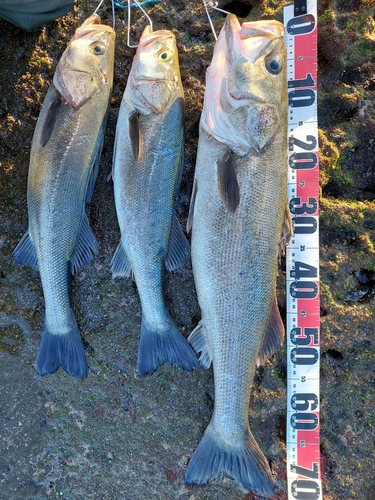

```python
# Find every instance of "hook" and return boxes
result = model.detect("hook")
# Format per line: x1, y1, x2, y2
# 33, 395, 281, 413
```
203, 1, 230, 41
93, 0, 116, 30
126, 0, 154, 48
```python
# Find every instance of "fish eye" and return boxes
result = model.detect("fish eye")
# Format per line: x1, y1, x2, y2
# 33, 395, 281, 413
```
265, 56, 282, 75
159, 50, 173, 62
90, 43, 105, 55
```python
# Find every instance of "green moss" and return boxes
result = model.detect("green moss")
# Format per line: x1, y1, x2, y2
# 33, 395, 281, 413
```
319, 9, 335, 26
358, 36, 375, 61
0, 324, 24, 354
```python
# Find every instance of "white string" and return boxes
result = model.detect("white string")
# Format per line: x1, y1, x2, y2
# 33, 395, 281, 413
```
203, 0, 230, 40
93, 0, 116, 30
93, 0, 105, 14
127, 0, 153, 48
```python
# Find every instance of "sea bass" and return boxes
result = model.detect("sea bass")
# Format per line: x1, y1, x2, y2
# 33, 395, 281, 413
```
111, 27, 198, 376
185, 15, 291, 496
14, 14, 115, 377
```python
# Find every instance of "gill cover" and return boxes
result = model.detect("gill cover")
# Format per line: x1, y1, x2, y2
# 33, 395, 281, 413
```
126, 26, 183, 115
53, 14, 115, 109
201, 14, 286, 155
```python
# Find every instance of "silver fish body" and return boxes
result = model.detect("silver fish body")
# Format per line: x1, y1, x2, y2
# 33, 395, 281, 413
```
14, 14, 115, 377
111, 27, 198, 375
185, 15, 291, 496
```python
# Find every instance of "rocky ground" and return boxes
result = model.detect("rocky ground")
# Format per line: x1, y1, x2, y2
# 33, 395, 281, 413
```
0, 0, 374, 499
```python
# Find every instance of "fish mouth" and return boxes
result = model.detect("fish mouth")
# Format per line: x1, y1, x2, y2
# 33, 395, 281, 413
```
240, 20, 284, 39
226, 13, 284, 39
227, 90, 262, 105
225, 14, 284, 62
139, 26, 175, 46
74, 13, 116, 39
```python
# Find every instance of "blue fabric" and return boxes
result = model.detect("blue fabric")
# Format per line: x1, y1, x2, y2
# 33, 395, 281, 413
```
0, 0, 75, 30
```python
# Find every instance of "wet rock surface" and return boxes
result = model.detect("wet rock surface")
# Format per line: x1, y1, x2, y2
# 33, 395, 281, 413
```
0, 1, 375, 499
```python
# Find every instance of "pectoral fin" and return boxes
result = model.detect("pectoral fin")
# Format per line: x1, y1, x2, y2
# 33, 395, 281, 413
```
40, 89, 62, 147
217, 150, 240, 212
129, 111, 142, 161
256, 295, 285, 366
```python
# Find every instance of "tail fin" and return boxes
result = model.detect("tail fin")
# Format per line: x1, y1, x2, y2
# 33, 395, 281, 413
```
137, 313, 199, 376
185, 423, 274, 497
36, 317, 88, 378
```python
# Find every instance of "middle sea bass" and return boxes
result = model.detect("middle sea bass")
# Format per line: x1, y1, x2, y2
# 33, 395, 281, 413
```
111, 26, 199, 376
185, 14, 292, 497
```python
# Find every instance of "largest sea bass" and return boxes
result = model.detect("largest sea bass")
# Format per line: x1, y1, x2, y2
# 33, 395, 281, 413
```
14, 14, 115, 377
185, 15, 292, 496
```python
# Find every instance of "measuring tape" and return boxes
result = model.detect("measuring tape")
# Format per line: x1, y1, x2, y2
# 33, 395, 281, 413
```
283, 1, 321, 499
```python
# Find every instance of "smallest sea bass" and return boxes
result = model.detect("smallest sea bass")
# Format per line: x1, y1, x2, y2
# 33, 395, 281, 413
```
14, 14, 115, 377
111, 27, 198, 376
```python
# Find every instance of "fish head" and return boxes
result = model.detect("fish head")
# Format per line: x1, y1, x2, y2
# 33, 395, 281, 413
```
202, 14, 287, 154
225, 15, 285, 104
53, 14, 116, 109
127, 27, 183, 114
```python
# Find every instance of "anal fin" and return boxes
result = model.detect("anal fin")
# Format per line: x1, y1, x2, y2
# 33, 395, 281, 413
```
188, 320, 212, 369
256, 294, 285, 366
70, 214, 99, 275
14, 231, 39, 271
111, 241, 132, 278
165, 213, 190, 272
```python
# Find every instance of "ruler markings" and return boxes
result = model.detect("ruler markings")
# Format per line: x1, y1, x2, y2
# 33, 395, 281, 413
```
284, 1, 322, 499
